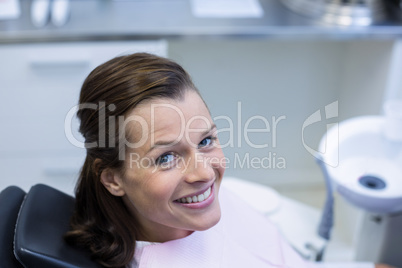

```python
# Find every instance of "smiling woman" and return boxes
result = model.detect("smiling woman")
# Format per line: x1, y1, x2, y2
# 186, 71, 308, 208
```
63, 53, 391, 268
64, 53, 228, 268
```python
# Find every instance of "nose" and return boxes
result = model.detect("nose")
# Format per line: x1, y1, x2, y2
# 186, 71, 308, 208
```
183, 152, 215, 184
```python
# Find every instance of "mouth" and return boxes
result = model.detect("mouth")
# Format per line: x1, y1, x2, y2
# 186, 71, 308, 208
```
175, 185, 213, 204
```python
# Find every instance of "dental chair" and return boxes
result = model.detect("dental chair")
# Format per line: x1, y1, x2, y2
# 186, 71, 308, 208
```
0, 184, 103, 268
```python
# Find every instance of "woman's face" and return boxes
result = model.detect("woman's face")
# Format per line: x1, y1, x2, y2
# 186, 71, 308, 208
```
110, 90, 225, 242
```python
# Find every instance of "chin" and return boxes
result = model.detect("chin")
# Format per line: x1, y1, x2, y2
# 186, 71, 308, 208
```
202, 215, 221, 231
195, 205, 222, 231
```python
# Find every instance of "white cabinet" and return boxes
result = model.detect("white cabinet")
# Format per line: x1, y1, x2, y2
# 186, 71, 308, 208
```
0, 40, 167, 194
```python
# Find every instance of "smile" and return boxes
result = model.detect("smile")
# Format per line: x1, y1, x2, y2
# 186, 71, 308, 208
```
176, 186, 212, 204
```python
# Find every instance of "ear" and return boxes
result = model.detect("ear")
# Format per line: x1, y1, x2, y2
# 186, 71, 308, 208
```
100, 168, 126, 197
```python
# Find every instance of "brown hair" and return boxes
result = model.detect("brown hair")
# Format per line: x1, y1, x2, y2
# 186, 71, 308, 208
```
64, 53, 197, 267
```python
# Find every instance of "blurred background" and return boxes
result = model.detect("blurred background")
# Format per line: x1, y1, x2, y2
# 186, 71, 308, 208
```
1, 0, 402, 266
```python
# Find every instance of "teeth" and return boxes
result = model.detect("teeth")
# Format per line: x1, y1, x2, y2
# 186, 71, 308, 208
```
177, 187, 212, 204
203, 187, 211, 200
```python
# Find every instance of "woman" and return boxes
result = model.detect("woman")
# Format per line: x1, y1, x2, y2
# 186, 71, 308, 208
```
65, 52, 228, 267
65, 53, 394, 268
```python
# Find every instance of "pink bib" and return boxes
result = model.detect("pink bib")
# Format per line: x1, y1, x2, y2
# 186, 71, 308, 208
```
136, 186, 317, 268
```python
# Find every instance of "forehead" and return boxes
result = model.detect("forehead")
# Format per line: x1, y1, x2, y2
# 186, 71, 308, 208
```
125, 91, 212, 144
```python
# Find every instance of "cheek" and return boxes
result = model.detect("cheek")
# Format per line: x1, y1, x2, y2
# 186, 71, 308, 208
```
209, 148, 226, 174
135, 171, 180, 202
124, 179, 175, 217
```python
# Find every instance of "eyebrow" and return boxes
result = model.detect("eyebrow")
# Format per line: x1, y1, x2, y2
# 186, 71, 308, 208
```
147, 123, 217, 154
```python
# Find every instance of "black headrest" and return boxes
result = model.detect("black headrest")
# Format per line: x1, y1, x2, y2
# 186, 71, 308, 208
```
0, 186, 26, 268
14, 184, 103, 268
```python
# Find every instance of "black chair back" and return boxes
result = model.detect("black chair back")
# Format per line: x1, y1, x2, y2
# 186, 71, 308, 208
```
13, 184, 103, 268
0, 186, 26, 268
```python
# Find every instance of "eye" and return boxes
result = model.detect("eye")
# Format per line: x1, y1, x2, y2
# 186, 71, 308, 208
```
198, 136, 216, 149
155, 153, 175, 165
